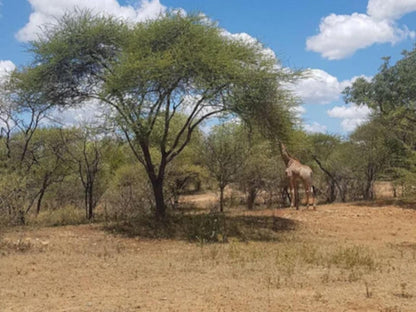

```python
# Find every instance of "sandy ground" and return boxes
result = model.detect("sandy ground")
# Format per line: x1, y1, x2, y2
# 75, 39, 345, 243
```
1, 200, 416, 312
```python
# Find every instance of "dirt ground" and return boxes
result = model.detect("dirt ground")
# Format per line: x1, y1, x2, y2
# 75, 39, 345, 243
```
1, 199, 416, 311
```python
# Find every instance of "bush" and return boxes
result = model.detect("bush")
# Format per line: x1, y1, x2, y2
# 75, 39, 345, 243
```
0, 172, 30, 225
102, 164, 153, 220
104, 210, 297, 243
182, 213, 226, 243
28, 205, 87, 227
400, 172, 416, 198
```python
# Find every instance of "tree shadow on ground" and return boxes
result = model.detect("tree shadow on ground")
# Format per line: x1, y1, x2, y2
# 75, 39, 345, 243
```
351, 199, 416, 210
103, 212, 297, 243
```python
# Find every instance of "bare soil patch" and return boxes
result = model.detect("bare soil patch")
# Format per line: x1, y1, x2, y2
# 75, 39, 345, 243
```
1, 200, 416, 311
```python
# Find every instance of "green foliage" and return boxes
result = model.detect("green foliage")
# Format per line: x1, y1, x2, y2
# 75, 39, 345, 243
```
344, 53, 416, 118
204, 123, 247, 184
24, 10, 127, 105
344, 48, 416, 196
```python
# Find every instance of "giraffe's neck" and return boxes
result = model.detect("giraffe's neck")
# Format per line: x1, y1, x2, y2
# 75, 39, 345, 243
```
282, 153, 292, 167
279, 143, 292, 167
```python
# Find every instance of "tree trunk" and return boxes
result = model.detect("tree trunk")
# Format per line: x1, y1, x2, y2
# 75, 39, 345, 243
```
36, 189, 46, 215
18, 210, 25, 225
88, 184, 94, 219
152, 178, 166, 219
327, 181, 336, 203
313, 156, 344, 202
364, 180, 374, 200
364, 167, 375, 200
140, 141, 166, 220
219, 185, 225, 212
339, 185, 347, 202
84, 189, 88, 219
247, 187, 257, 210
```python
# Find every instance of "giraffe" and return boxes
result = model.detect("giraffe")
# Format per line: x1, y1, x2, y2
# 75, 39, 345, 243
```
279, 142, 316, 210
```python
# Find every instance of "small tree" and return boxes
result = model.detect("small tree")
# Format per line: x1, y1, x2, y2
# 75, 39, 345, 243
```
350, 121, 397, 200
236, 128, 277, 209
310, 133, 344, 203
61, 128, 107, 219
204, 123, 247, 212
25, 128, 70, 215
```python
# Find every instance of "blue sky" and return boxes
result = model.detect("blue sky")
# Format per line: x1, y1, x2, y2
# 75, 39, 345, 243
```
1, 0, 416, 136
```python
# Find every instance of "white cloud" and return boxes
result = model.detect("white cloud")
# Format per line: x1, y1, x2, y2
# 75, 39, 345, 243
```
221, 30, 277, 61
290, 105, 306, 118
307, 0, 416, 60
45, 100, 109, 127
367, 0, 416, 20
303, 122, 327, 134
287, 70, 374, 133
327, 104, 372, 132
289, 69, 371, 105
0, 60, 16, 80
0, 61, 16, 129
291, 69, 346, 104
16, 0, 166, 42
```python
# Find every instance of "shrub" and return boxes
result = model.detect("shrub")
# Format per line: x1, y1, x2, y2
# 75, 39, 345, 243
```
102, 164, 153, 220
28, 205, 86, 227
329, 245, 376, 271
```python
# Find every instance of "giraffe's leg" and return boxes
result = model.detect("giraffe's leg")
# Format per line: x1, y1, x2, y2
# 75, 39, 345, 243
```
304, 181, 310, 209
289, 180, 295, 208
295, 184, 299, 210
311, 185, 316, 210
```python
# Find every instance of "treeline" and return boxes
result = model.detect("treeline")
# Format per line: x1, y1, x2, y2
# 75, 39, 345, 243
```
0, 11, 415, 226
0, 114, 414, 226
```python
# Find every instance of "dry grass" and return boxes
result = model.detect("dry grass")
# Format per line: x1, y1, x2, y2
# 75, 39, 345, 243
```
1, 200, 416, 311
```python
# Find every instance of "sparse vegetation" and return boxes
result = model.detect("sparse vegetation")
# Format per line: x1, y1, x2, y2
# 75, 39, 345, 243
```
2, 202, 416, 311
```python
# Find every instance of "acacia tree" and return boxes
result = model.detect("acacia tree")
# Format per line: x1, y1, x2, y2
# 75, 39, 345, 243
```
14, 11, 297, 219
344, 49, 416, 194
344, 51, 416, 154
